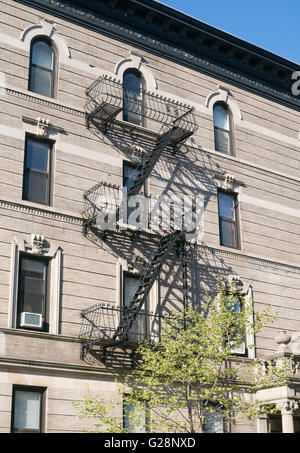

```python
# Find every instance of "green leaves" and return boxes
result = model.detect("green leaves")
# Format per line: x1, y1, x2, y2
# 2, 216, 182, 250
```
74, 282, 290, 433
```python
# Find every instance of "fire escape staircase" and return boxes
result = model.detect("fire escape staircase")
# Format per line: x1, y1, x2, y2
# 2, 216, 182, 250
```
80, 75, 198, 360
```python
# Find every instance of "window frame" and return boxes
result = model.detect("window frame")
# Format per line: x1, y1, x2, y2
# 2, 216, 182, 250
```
28, 36, 57, 99
16, 253, 50, 332
22, 134, 53, 206
225, 291, 247, 357
217, 190, 240, 250
213, 102, 235, 156
123, 398, 148, 433
11, 385, 46, 433
122, 271, 150, 343
122, 68, 145, 127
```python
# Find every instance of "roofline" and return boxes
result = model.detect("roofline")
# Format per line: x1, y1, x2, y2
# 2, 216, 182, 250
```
13, 0, 300, 111
136, 0, 299, 68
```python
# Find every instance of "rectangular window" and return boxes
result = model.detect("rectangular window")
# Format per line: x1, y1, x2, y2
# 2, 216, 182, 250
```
123, 401, 147, 433
17, 255, 49, 331
11, 386, 45, 433
123, 272, 146, 342
218, 191, 239, 249
204, 407, 224, 433
123, 161, 143, 192
23, 136, 52, 205
226, 295, 246, 355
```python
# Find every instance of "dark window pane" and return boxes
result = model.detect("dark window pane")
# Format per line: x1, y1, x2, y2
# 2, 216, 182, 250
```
26, 139, 49, 172
23, 138, 50, 204
13, 390, 41, 431
204, 409, 224, 433
18, 257, 47, 320
123, 70, 143, 125
31, 41, 54, 70
124, 274, 140, 308
24, 171, 48, 204
269, 416, 282, 433
294, 418, 300, 433
123, 402, 146, 433
218, 192, 235, 220
220, 219, 236, 248
29, 66, 53, 98
214, 127, 231, 154
213, 105, 230, 131
123, 163, 140, 190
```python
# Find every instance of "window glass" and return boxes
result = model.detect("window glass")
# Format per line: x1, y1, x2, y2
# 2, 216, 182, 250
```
23, 137, 51, 205
18, 256, 47, 325
124, 274, 140, 308
213, 104, 233, 155
123, 402, 146, 433
31, 41, 54, 70
29, 39, 55, 97
218, 192, 238, 249
123, 162, 141, 190
13, 389, 41, 431
218, 192, 235, 219
25, 139, 50, 172
213, 104, 230, 131
123, 70, 143, 125
204, 408, 224, 433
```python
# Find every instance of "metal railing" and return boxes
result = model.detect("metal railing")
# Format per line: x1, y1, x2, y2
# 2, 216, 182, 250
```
85, 76, 198, 139
82, 181, 189, 234
79, 303, 171, 349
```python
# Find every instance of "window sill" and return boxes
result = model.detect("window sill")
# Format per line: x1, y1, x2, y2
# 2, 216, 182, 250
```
1, 327, 81, 343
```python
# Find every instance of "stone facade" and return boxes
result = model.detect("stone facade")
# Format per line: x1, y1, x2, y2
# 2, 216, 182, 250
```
0, 0, 300, 433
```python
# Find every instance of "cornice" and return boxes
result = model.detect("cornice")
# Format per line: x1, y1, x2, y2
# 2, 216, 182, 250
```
0, 199, 82, 225
195, 146, 300, 187
13, 0, 300, 111
199, 245, 300, 275
1, 199, 299, 275
0, 355, 126, 376
5, 86, 85, 117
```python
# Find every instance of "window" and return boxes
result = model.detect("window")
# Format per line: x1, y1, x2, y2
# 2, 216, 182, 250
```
268, 414, 300, 433
11, 386, 45, 433
123, 272, 147, 342
17, 255, 49, 332
213, 103, 234, 155
268, 415, 282, 433
123, 69, 144, 126
226, 294, 246, 355
218, 191, 239, 249
29, 38, 56, 98
123, 401, 147, 433
123, 161, 142, 191
23, 136, 52, 205
204, 408, 224, 433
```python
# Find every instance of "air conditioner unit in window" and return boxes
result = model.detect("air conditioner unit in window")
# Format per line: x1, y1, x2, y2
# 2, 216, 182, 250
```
230, 341, 246, 355
20, 312, 43, 329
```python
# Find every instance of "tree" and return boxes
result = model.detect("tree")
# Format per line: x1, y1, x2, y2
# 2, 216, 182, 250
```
74, 282, 292, 433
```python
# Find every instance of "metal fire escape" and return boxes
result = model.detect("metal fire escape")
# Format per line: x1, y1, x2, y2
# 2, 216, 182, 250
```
80, 75, 198, 361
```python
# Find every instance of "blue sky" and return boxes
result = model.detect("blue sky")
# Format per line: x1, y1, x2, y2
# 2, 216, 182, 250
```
157, 0, 300, 64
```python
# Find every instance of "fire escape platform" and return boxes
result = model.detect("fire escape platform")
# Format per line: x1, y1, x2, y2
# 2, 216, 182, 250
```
85, 75, 197, 145
80, 75, 198, 363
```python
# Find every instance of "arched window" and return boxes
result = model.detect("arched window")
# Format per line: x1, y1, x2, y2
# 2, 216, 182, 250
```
123, 69, 144, 126
28, 38, 56, 98
213, 103, 234, 155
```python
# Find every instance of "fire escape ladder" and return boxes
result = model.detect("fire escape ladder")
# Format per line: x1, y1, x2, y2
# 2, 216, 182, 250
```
80, 230, 185, 358
107, 230, 184, 346
127, 126, 180, 199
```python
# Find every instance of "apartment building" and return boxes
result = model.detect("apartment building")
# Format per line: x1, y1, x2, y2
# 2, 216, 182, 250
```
0, 0, 300, 433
